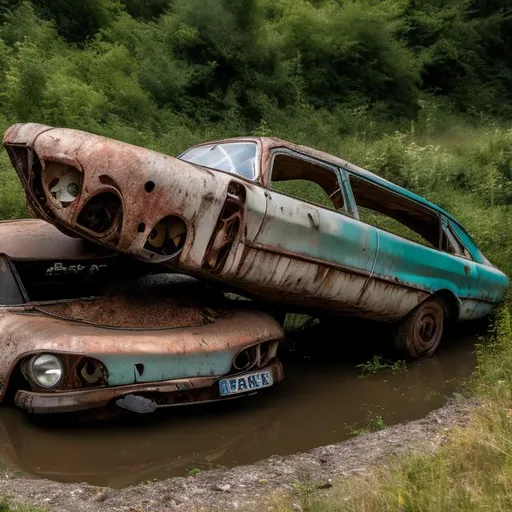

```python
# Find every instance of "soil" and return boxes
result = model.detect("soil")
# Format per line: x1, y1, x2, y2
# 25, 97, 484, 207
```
37, 274, 225, 329
0, 398, 475, 512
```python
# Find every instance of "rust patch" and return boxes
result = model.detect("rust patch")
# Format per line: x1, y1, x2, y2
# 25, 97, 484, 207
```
38, 295, 211, 329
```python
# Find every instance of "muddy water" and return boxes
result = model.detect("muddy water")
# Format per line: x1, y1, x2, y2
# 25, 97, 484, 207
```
0, 323, 481, 489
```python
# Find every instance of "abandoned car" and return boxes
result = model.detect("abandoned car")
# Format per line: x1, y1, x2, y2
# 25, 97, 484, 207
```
3, 123, 509, 359
0, 218, 284, 415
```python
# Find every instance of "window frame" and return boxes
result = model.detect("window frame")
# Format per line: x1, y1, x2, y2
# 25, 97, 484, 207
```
449, 220, 486, 264
0, 254, 28, 306
268, 148, 356, 217
441, 217, 473, 261
343, 171, 445, 251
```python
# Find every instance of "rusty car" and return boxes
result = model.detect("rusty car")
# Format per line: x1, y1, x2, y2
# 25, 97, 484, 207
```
0, 218, 284, 415
3, 123, 509, 359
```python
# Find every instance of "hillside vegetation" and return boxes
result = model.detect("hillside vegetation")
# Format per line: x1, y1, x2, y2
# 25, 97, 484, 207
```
0, 0, 511, 274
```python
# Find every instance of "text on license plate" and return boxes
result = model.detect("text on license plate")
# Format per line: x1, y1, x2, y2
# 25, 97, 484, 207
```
219, 370, 273, 396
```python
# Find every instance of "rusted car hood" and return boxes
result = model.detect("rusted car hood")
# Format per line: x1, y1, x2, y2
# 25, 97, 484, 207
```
0, 306, 280, 355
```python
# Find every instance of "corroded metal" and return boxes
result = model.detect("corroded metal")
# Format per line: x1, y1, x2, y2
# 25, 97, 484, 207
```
0, 218, 112, 260
14, 360, 284, 414
3, 123, 508, 326
0, 219, 284, 413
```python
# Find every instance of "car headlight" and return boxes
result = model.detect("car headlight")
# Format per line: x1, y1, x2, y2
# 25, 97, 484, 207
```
29, 354, 63, 388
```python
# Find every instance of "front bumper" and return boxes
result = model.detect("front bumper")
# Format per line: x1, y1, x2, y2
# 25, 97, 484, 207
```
14, 360, 283, 414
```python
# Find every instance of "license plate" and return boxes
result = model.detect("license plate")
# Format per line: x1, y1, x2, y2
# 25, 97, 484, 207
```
219, 370, 273, 397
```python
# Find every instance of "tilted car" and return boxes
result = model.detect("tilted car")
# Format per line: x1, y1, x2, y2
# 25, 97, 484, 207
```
0, 218, 284, 415
3, 123, 509, 359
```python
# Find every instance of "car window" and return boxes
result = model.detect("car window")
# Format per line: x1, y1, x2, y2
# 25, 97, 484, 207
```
179, 142, 257, 180
0, 257, 24, 306
270, 152, 346, 212
349, 175, 441, 249
12, 259, 111, 303
441, 226, 472, 259
449, 221, 486, 263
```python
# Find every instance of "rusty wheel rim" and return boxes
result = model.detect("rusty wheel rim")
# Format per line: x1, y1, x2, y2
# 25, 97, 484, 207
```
412, 304, 443, 355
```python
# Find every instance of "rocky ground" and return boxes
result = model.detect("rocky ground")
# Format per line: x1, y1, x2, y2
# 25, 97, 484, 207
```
0, 398, 475, 512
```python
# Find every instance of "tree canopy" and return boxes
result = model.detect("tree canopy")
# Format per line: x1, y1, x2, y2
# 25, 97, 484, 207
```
0, 0, 510, 139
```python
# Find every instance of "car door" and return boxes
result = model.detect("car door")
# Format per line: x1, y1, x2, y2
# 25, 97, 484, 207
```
344, 173, 474, 321
252, 149, 378, 307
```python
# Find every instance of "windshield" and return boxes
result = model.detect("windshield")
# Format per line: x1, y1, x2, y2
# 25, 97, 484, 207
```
7, 258, 112, 304
179, 142, 257, 180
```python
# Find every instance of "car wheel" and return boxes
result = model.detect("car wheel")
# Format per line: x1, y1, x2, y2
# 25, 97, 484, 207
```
393, 298, 445, 359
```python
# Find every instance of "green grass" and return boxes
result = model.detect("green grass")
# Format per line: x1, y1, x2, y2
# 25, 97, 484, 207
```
356, 355, 407, 376
344, 410, 388, 438
0, 497, 45, 512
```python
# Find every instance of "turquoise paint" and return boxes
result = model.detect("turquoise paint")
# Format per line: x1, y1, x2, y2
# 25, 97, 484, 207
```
257, 188, 508, 317
373, 228, 471, 296
256, 191, 508, 318
92, 351, 234, 386
257, 192, 377, 277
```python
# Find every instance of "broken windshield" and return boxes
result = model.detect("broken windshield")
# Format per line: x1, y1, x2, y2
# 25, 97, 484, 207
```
179, 142, 257, 180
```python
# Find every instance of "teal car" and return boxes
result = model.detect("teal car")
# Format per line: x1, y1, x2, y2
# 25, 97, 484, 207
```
4, 124, 509, 360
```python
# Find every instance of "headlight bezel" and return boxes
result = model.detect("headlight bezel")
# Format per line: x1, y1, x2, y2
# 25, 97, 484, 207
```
27, 353, 64, 389
20, 353, 108, 391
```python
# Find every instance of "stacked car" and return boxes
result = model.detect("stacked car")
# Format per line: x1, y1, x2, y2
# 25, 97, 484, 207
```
1, 123, 508, 415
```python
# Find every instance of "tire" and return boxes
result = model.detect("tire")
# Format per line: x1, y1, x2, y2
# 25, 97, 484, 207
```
393, 298, 445, 360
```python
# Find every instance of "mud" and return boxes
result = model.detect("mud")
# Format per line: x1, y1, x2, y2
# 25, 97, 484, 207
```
0, 398, 475, 511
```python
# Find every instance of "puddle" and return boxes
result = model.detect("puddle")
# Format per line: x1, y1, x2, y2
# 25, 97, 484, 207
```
0, 321, 483, 488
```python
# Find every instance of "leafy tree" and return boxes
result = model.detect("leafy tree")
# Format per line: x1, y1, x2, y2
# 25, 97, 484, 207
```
122, 0, 170, 19
31, 0, 122, 43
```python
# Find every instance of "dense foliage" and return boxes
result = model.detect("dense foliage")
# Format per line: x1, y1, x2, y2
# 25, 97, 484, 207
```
0, 0, 511, 272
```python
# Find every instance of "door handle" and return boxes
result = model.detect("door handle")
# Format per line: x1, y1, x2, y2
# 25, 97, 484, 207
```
307, 211, 320, 229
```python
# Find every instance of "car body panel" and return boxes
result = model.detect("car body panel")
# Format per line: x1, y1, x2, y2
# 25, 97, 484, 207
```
0, 306, 280, 398
0, 218, 113, 260
3, 124, 508, 324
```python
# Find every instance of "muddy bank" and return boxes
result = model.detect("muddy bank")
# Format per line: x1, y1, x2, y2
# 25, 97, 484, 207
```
0, 398, 475, 512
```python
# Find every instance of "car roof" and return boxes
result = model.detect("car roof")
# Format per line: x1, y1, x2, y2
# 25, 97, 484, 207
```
190, 136, 459, 221
183, 136, 483, 256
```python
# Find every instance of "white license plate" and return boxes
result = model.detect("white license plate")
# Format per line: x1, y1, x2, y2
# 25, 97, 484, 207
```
219, 370, 273, 397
